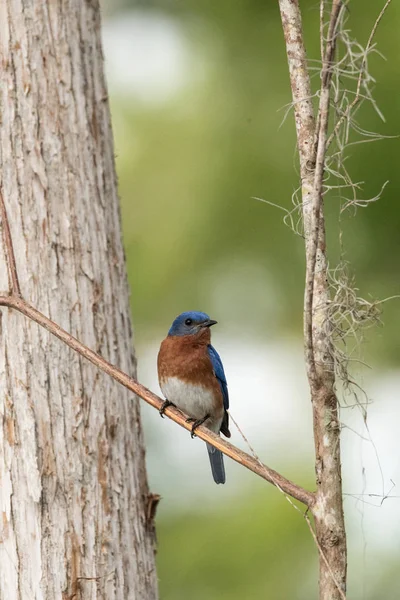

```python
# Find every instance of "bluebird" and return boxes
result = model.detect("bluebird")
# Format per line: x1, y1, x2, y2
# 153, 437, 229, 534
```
157, 311, 231, 484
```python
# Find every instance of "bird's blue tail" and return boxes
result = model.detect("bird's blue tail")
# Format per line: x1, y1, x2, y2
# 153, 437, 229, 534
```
206, 443, 226, 484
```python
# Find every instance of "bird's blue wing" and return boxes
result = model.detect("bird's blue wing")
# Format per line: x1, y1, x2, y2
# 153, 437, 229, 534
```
208, 344, 229, 410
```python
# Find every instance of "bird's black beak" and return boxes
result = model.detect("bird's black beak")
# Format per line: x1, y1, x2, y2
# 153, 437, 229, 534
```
202, 319, 217, 328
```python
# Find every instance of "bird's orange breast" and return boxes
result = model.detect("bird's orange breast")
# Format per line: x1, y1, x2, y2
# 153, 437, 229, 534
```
157, 330, 221, 398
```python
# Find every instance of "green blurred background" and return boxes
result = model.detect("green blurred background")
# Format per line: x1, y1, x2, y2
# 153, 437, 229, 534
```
101, 1, 400, 597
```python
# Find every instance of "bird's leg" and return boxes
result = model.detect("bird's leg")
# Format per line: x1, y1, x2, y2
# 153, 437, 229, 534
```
186, 414, 210, 439
159, 399, 175, 418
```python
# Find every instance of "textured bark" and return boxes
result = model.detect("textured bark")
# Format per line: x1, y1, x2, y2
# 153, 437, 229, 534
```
278, 2, 347, 598
0, 2, 158, 599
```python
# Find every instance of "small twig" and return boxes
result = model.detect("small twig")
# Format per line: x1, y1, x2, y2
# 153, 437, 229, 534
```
320, 0, 325, 63
230, 412, 310, 515
305, 0, 344, 388
0, 188, 21, 297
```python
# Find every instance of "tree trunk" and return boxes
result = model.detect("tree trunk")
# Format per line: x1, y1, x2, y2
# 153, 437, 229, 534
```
0, 2, 158, 599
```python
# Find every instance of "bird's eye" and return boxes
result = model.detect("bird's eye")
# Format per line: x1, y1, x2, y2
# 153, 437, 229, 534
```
185, 318, 193, 326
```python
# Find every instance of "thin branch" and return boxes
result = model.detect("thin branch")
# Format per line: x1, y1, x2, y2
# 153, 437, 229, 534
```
320, 0, 325, 63
305, 0, 344, 389
278, 0, 318, 386
0, 293, 315, 507
0, 188, 21, 297
326, 0, 393, 149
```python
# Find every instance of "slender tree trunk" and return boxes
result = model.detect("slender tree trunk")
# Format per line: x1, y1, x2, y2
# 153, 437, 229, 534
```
278, 2, 347, 598
0, 2, 158, 599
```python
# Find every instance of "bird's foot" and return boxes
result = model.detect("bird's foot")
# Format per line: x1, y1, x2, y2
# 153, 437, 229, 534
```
159, 399, 175, 418
186, 414, 210, 438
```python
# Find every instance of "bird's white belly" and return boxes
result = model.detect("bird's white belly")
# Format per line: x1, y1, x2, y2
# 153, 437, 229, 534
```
160, 376, 219, 427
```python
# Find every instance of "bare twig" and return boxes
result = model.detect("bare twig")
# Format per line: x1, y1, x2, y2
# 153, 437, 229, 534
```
230, 411, 313, 521
0, 188, 21, 297
305, 0, 344, 389
278, 0, 318, 387
320, 1, 325, 63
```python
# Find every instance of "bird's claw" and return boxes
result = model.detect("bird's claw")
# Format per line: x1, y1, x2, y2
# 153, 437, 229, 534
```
186, 415, 210, 438
159, 399, 175, 418
185, 417, 196, 437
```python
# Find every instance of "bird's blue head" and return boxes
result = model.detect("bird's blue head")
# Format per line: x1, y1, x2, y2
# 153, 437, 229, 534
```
168, 311, 217, 337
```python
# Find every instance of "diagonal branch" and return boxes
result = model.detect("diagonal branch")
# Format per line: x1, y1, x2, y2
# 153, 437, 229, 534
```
0, 186, 314, 508
0, 293, 314, 507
